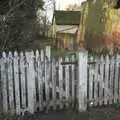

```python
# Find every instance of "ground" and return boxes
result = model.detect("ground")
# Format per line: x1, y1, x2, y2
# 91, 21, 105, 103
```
1, 106, 120, 120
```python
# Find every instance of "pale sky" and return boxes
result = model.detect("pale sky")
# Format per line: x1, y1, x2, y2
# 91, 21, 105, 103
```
44, 0, 86, 21
56, 0, 86, 10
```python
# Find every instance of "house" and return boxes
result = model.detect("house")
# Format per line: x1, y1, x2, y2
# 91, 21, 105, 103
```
52, 10, 81, 51
79, 0, 120, 52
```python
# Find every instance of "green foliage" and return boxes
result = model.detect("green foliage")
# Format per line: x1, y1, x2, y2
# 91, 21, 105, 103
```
81, 0, 118, 51
0, 0, 44, 15
112, 102, 120, 108
51, 47, 74, 58
0, 0, 44, 51
85, 0, 106, 41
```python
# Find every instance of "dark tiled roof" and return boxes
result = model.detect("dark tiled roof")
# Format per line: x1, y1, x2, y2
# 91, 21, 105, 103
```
53, 10, 81, 25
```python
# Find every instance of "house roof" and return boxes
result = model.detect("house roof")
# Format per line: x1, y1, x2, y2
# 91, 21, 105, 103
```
52, 10, 81, 25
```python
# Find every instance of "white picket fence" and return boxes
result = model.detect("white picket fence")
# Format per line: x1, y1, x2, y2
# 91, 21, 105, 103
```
0, 46, 77, 114
87, 54, 120, 106
0, 46, 120, 115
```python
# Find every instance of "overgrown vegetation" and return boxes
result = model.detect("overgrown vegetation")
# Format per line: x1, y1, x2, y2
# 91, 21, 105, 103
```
80, 0, 120, 53
0, 0, 52, 51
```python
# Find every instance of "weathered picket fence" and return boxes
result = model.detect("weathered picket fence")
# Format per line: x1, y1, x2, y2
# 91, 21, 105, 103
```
77, 52, 120, 111
0, 46, 120, 115
0, 46, 77, 115
87, 54, 120, 107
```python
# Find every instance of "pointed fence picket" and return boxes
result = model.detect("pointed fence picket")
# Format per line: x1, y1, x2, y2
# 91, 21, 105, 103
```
19, 52, 26, 110
58, 57, 63, 108
7, 52, 14, 113
99, 55, 104, 105
14, 51, 20, 114
1, 52, 8, 113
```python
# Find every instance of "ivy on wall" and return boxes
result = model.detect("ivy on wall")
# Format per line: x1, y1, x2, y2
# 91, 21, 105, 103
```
80, 0, 120, 51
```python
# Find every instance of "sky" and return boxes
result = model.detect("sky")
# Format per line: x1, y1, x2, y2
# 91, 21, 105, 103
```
56, 0, 86, 10
44, 0, 86, 21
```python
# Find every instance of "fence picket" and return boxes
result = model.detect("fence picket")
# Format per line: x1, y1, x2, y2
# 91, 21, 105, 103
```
109, 55, 115, 104
25, 51, 35, 113
118, 54, 120, 102
94, 56, 99, 106
71, 55, 75, 107
40, 49, 45, 108
7, 52, 14, 113
35, 50, 42, 111
104, 55, 109, 105
13, 51, 20, 114
19, 52, 26, 111
52, 58, 56, 109
65, 57, 70, 107
45, 47, 51, 111
99, 55, 104, 105
1, 52, 8, 112
114, 54, 119, 102
88, 56, 94, 106
58, 57, 63, 108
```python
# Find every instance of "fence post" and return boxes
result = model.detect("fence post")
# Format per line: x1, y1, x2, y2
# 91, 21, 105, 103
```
77, 51, 88, 111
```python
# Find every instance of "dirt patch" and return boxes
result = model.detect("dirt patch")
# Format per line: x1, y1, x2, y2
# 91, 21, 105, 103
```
1, 106, 120, 120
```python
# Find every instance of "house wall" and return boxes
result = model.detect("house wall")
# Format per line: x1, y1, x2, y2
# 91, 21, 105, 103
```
56, 33, 75, 51
56, 25, 78, 34
80, 0, 120, 51
52, 21, 79, 50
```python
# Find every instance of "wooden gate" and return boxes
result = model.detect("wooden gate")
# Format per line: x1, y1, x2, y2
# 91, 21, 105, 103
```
0, 46, 77, 115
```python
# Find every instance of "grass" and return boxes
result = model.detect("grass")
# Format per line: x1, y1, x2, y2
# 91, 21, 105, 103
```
112, 102, 120, 108
51, 47, 75, 58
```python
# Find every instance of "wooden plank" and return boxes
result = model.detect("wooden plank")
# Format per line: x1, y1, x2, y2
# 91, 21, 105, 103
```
65, 56, 70, 107
39, 49, 44, 110
104, 55, 109, 105
88, 56, 94, 106
19, 52, 26, 110
40, 49, 45, 108
118, 54, 120, 102
44, 47, 51, 111
13, 51, 20, 114
1, 52, 8, 113
34, 50, 39, 111
109, 55, 115, 104
7, 52, 14, 113
94, 56, 99, 106
114, 54, 119, 102
99, 55, 104, 106
58, 57, 63, 108
52, 58, 57, 109
35, 50, 43, 111
71, 55, 75, 107
25, 51, 35, 113
77, 52, 88, 111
